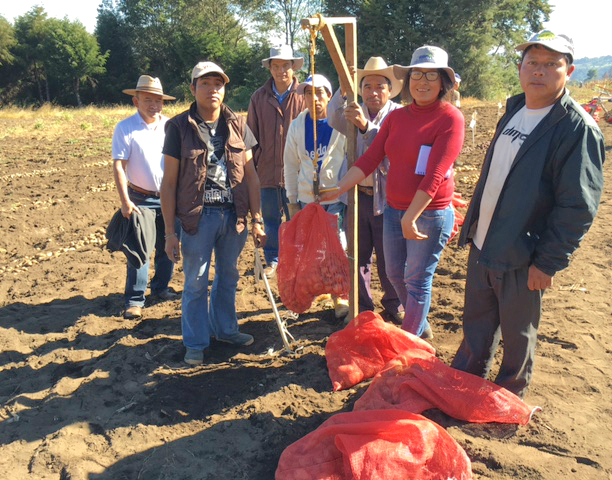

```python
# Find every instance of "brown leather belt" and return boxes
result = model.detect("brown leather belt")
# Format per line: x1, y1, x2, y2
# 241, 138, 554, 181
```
128, 182, 159, 197
357, 185, 374, 196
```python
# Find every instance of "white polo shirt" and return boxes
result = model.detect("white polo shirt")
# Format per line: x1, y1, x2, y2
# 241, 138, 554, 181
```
112, 112, 168, 192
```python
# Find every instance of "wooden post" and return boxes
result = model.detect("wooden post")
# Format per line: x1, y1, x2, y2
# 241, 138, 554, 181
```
301, 16, 359, 321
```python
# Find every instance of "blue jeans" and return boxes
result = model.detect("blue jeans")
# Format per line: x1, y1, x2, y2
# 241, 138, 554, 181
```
383, 205, 454, 336
261, 187, 290, 266
180, 207, 248, 350
124, 190, 174, 308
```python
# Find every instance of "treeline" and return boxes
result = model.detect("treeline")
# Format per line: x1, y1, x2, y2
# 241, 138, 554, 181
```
0, 0, 551, 110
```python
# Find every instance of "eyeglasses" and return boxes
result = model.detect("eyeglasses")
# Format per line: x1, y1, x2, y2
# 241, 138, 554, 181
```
410, 71, 440, 81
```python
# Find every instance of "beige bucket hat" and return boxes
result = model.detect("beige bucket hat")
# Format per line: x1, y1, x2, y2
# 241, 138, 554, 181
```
262, 45, 304, 71
357, 57, 403, 99
122, 75, 175, 100
393, 46, 455, 84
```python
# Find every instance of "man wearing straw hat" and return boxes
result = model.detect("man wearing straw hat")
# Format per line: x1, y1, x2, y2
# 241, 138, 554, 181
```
247, 45, 306, 279
112, 75, 178, 319
327, 57, 404, 323
452, 30, 605, 397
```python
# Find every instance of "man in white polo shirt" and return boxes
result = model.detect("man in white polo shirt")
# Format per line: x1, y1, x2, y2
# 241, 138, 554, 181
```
112, 75, 178, 319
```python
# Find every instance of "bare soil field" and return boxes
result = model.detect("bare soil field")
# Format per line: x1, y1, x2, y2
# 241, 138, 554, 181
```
0, 100, 610, 480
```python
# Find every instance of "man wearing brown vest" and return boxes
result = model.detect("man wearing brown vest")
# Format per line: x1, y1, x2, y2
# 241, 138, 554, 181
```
161, 62, 266, 365
247, 45, 306, 278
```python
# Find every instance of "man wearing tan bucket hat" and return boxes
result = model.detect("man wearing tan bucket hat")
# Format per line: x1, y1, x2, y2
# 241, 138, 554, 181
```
112, 75, 178, 320
247, 45, 306, 279
327, 56, 404, 323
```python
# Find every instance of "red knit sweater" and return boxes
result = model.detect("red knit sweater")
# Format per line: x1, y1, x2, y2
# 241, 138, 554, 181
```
355, 100, 464, 210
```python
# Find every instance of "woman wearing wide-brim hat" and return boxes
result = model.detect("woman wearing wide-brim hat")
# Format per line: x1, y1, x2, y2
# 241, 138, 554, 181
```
321, 45, 465, 339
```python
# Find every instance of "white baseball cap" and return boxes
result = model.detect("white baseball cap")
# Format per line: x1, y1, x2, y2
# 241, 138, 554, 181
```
191, 61, 230, 84
297, 74, 333, 96
516, 30, 574, 63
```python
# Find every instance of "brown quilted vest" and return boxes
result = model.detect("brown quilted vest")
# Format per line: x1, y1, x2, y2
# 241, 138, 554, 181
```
168, 102, 250, 235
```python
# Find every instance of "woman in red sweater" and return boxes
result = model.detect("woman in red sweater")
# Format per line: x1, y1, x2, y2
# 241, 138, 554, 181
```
321, 45, 464, 338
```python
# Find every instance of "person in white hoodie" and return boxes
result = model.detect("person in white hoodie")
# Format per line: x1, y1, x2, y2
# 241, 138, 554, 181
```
283, 73, 349, 318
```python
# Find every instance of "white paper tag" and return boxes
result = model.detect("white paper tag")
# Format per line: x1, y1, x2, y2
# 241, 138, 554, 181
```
415, 145, 432, 175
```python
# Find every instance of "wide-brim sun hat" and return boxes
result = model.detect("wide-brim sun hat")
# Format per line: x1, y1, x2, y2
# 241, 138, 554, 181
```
297, 74, 333, 96
357, 56, 403, 99
515, 29, 574, 63
262, 44, 304, 71
191, 62, 230, 84
393, 45, 455, 84
122, 75, 175, 100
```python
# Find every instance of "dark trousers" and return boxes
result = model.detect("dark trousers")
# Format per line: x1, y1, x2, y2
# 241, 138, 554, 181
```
451, 245, 542, 397
357, 190, 402, 314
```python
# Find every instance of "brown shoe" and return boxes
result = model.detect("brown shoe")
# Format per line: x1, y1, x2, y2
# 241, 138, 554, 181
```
124, 306, 142, 319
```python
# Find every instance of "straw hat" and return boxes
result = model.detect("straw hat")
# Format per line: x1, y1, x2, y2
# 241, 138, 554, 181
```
357, 57, 403, 99
393, 46, 455, 83
262, 45, 304, 71
122, 75, 175, 100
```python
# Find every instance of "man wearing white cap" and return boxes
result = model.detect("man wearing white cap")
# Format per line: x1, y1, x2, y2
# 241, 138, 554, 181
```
247, 45, 306, 278
327, 56, 404, 323
160, 61, 266, 365
283, 73, 349, 318
112, 75, 178, 319
452, 30, 605, 397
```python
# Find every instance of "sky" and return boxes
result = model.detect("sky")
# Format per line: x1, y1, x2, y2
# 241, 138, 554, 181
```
1, 0, 611, 60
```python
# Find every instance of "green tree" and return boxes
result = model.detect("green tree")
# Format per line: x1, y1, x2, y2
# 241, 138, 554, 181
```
13, 7, 51, 103
95, 0, 273, 109
585, 67, 598, 82
0, 15, 16, 66
45, 18, 108, 106
324, 0, 551, 100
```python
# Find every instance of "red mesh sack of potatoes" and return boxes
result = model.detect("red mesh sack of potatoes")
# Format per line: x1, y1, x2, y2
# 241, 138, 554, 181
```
275, 409, 473, 480
277, 203, 349, 313
326, 311, 435, 391
354, 349, 540, 425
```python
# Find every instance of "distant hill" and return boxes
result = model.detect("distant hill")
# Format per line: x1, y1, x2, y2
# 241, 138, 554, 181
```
571, 56, 612, 83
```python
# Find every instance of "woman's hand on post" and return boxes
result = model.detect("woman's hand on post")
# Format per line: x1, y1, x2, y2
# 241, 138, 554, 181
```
317, 186, 341, 203
164, 233, 181, 263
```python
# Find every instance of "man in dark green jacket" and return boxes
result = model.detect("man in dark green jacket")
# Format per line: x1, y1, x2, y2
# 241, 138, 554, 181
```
452, 30, 605, 398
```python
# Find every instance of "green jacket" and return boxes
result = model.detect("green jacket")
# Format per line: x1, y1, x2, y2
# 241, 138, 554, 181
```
460, 90, 605, 275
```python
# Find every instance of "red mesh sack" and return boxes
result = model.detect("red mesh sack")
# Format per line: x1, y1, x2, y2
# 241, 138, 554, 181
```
326, 311, 435, 391
354, 349, 540, 425
277, 203, 349, 313
275, 410, 472, 480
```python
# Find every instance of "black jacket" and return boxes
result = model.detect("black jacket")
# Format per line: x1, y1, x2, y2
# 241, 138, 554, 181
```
460, 90, 605, 275
105, 208, 156, 268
